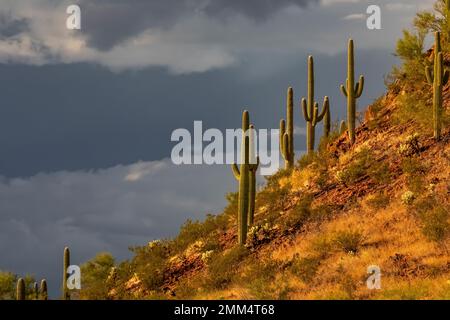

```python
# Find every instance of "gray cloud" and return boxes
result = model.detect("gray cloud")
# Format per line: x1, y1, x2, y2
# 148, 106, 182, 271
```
0, 14, 29, 38
0, 159, 235, 297
79, 0, 318, 50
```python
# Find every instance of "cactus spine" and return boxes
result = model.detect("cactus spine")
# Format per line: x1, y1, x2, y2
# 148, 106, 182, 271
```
301, 56, 329, 153
248, 124, 259, 226
280, 87, 294, 169
63, 246, 70, 300
340, 39, 364, 144
16, 278, 25, 300
40, 279, 48, 300
232, 111, 250, 245
425, 31, 449, 141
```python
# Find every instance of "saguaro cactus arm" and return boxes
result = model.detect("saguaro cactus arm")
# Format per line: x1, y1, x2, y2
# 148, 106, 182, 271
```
425, 66, 433, 84
279, 87, 295, 168
231, 163, 240, 180
301, 98, 310, 122
355, 75, 365, 98
313, 97, 329, 125
340, 83, 348, 97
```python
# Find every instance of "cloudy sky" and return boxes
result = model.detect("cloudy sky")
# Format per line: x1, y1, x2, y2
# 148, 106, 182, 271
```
0, 0, 435, 297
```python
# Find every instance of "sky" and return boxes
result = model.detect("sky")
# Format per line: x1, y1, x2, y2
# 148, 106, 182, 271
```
0, 0, 436, 297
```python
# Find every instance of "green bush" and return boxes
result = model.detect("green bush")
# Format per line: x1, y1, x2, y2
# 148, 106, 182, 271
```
336, 148, 371, 185
80, 252, 115, 300
333, 230, 365, 254
290, 254, 321, 283
366, 192, 391, 210
129, 240, 171, 291
206, 246, 248, 290
244, 259, 284, 299
413, 196, 450, 242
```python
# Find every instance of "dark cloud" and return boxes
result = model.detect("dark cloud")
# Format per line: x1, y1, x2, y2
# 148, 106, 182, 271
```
79, 0, 318, 50
203, 0, 318, 20
0, 48, 394, 177
0, 161, 234, 297
0, 14, 29, 38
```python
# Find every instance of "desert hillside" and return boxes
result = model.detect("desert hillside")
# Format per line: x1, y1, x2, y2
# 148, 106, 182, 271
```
91, 53, 450, 301
73, 2, 450, 301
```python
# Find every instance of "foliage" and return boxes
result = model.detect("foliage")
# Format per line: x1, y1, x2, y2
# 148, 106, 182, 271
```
205, 246, 248, 290
333, 230, 365, 254
412, 196, 450, 242
401, 191, 416, 205
79, 252, 115, 300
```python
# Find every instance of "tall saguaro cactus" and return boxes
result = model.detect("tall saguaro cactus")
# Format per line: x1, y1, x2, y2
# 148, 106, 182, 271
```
425, 31, 449, 141
301, 56, 329, 154
340, 39, 364, 144
280, 87, 294, 169
232, 111, 250, 245
248, 124, 259, 226
40, 279, 48, 300
16, 278, 25, 300
63, 246, 70, 300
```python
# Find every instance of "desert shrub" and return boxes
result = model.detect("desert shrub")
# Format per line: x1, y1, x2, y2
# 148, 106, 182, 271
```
298, 152, 317, 169
421, 206, 450, 242
398, 133, 421, 157
280, 194, 313, 230
401, 157, 427, 193
368, 161, 392, 184
172, 214, 227, 254
367, 96, 387, 129
223, 192, 238, 219
310, 235, 334, 258
246, 220, 273, 249
365, 192, 391, 210
290, 254, 322, 283
129, 241, 170, 291
401, 157, 426, 175
413, 196, 450, 242
206, 245, 248, 290
257, 183, 291, 224
244, 259, 286, 299
0, 271, 17, 300
333, 230, 365, 254
336, 148, 371, 185
401, 191, 416, 205
79, 252, 115, 300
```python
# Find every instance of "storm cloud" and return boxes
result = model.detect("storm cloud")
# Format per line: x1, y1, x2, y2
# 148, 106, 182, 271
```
0, 159, 235, 297
79, 0, 319, 50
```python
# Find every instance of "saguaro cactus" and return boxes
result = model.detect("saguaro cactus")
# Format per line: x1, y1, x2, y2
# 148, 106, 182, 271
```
33, 282, 39, 300
425, 31, 449, 141
280, 87, 294, 169
40, 279, 48, 300
16, 278, 25, 300
248, 124, 259, 226
301, 56, 329, 154
63, 246, 70, 300
340, 39, 364, 144
232, 111, 250, 245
